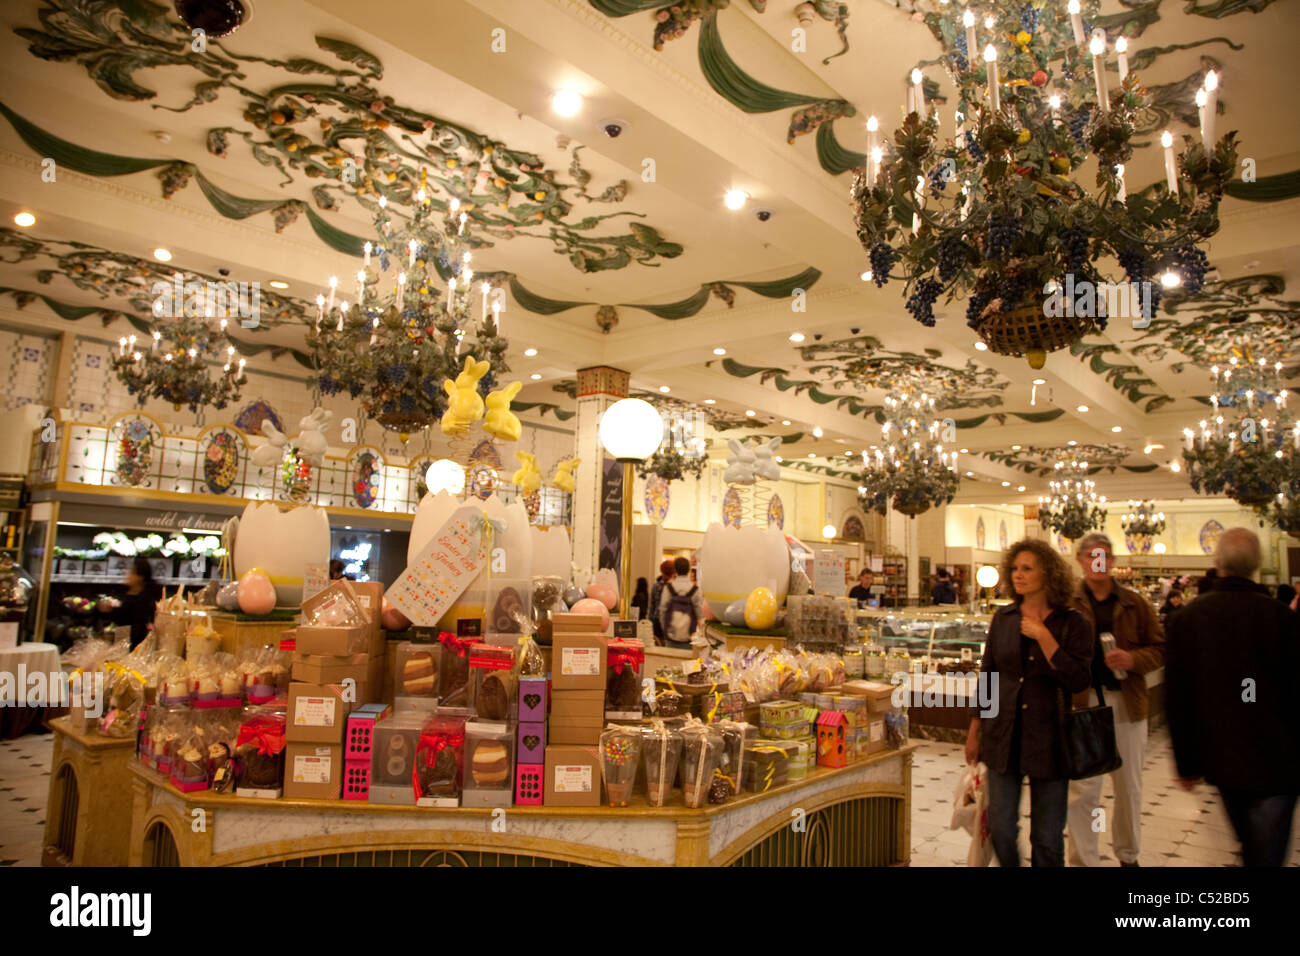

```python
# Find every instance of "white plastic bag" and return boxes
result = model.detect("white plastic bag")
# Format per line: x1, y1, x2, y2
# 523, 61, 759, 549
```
951, 761, 992, 867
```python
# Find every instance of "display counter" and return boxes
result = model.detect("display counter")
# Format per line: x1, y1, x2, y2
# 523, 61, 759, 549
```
43, 716, 137, 866
127, 746, 916, 867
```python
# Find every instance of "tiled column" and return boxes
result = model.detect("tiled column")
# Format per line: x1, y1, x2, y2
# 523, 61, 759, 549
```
571, 367, 628, 577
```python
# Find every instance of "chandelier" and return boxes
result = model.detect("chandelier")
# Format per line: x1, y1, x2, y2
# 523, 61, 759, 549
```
1038, 457, 1107, 540
307, 171, 509, 438
636, 402, 709, 482
852, 1, 1236, 366
111, 314, 246, 414
856, 389, 960, 517
1120, 499, 1165, 543
1182, 353, 1300, 523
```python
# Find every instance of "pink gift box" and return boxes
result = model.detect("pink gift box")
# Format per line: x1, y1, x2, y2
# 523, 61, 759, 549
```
515, 764, 543, 805
343, 760, 370, 801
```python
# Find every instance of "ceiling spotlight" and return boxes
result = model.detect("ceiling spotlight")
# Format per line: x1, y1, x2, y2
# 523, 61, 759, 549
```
1160, 271, 1182, 288
745, 409, 756, 417
523, 348, 538, 357
1067, 440, 1078, 446
530, 373, 542, 380
965, 471, 974, 477
724, 189, 748, 210
860, 270, 873, 282
703, 398, 716, 405
1011, 444, 1022, 450
13, 212, 35, 227
1032, 378, 1047, 385
789, 332, 806, 343
1144, 443, 1162, 454
960, 448, 969, 453
713, 347, 727, 355
808, 453, 816, 458
551, 89, 583, 117
1076, 404, 1089, 413
659, 385, 671, 393
974, 341, 988, 351
812, 426, 824, 438
1170, 461, 1182, 472
1111, 425, 1122, 433
268, 280, 289, 289
153, 248, 172, 262
1001, 480, 1011, 487
1017, 485, 1026, 492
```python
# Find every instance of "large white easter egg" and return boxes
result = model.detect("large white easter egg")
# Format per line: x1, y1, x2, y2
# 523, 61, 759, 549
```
233, 502, 329, 607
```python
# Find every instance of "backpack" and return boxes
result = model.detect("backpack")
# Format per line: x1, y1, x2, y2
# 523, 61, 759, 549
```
666, 585, 698, 643
649, 579, 666, 638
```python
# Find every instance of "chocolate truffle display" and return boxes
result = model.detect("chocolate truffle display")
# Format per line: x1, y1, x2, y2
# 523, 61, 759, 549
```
641, 721, 683, 808
598, 726, 642, 807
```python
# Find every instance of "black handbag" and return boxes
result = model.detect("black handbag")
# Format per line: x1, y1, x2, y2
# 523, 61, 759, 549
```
1058, 678, 1122, 780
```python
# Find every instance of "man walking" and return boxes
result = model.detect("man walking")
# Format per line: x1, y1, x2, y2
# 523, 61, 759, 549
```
1065, 532, 1166, 867
648, 559, 674, 645
1166, 528, 1300, 866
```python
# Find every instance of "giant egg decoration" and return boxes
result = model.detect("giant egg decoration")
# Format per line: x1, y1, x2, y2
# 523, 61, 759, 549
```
233, 502, 329, 607
696, 523, 790, 620
237, 568, 277, 615
407, 490, 461, 564
530, 525, 572, 581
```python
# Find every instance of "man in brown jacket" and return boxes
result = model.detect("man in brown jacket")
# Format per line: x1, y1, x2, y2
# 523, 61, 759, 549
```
1065, 532, 1166, 866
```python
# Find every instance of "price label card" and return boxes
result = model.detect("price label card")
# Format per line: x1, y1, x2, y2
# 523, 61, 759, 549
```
301, 564, 328, 603
385, 505, 489, 626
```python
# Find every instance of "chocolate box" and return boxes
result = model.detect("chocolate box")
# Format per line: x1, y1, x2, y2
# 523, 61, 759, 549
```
549, 688, 605, 720
548, 713, 604, 746
461, 720, 514, 808
283, 743, 343, 800
517, 722, 546, 764
370, 712, 426, 789
293, 625, 368, 657
518, 676, 548, 723
544, 744, 601, 807
291, 651, 370, 685
286, 682, 356, 744
551, 631, 607, 691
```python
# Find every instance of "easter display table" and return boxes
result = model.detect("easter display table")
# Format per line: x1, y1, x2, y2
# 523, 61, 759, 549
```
42, 716, 137, 866
126, 745, 916, 867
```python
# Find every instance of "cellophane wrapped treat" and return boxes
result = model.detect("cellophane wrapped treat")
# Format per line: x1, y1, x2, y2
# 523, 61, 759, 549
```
247, 646, 289, 703
189, 656, 221, 702
605, 639, 644, 719
486, 577, 532, 636
303, 580, 366, 627
148, 706, 189, 774
680, 720, 725, 809
234, 707, 286, 792
530, 575, 564, 644
713, 720, 755, 795
98, 663, 144, 739
599, 726, 643, 807
414, 713, 466, 804
641, 719, 683, 807
157, 655, 192, 708
171, 724, 210, 789
515, 635, 546, 678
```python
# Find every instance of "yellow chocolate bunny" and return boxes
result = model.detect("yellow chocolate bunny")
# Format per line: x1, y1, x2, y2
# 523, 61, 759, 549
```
512, 451, 542, 494
483, 381, 523, 442
440, 355, 490, 436
551, 457, 581, 494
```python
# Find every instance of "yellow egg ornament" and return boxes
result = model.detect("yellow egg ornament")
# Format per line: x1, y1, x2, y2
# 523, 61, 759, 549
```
743, 587, 778, 630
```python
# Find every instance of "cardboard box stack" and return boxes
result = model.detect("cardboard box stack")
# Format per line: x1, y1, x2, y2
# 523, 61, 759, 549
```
283, 681, 356, 799
544, 613, 606, 806
292, 580, 386, 705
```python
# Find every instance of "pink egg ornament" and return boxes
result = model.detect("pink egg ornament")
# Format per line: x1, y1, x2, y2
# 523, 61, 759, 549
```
585, 582, 618, 611
237, 568, 277, 616
568, 597, 611, 632
381, 597, 411, 632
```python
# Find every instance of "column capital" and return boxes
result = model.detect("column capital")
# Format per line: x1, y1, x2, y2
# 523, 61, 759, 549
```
576, 366, 629, 399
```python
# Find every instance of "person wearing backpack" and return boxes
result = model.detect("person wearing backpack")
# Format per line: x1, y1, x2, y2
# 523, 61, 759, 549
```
648, 559, 675, 643
659, 556, 703, 649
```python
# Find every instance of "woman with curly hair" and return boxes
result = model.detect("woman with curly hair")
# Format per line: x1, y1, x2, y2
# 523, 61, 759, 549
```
964, 538, 1094, 866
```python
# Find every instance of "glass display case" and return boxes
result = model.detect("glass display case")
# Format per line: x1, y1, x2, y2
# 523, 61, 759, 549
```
858, 609, 991, 670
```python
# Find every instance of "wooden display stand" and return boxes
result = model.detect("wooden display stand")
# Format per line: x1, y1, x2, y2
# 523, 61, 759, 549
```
42, 716, 137, 867
209, 613, 297, 658
127, 747, 916, 867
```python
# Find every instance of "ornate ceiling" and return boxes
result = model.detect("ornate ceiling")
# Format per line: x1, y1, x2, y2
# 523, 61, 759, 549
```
0, 0, 1296, 504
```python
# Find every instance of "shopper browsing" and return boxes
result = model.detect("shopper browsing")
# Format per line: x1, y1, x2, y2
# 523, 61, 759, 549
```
931, 567, 958, 605
1165, 528, 1300, 867
658, 556, 703, 649
118, 557, 162, 649
648, 559, 675, 643
631, 576, 650, 621
964, 538, 1093, 867
1064, 533, 1166, 867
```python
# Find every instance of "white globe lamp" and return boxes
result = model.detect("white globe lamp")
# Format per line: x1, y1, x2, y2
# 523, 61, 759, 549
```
426, 458, 465, 496
599, 398, 665, 620
975, 564, 1000, 589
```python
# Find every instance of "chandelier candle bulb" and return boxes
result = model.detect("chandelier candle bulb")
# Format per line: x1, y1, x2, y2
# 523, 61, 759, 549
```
1115, 164, 1127, 203
407, 239, 417, 269
328, 275, 337, 312
963, 10, 977, 66
492, 298, 502, 334
912, 68, 926, 119
363, 241, 371, 268
984, 45, 999, 112
1090, 31, 1108, 113
1203, 70, 1219, 148
870, 146, 883, 184
866, 115, 879, 173
1196, 88, 1208, 147
1068, 0, 1085, 45
1048, 94, 1061, 123
480, 281, 489, 321
1161, 131, 1178, 192
1115, 36, 1129, 82
396, 272, 406, 312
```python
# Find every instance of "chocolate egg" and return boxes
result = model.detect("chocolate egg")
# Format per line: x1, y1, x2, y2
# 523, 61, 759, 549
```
216, 581, 241, 611
381, 598, 411, 632
569, 597, 611, 631
585, 582, 618, 611
562, 586, 586, 607
236, 568, 277, 615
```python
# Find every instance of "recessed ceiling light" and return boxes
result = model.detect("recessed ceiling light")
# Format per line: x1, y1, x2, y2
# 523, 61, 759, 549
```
789, 332, 805, 343
703, 398, 716, 405
1170, 461, 1181, 472
974, 341, 988, 351
1076, 404, 1090, 413
860, 270, 872, 282
712, 347, 727, 355
13, 212, 35, 227
724, 189, 748, 210
659, 385, 671, 393
1067, 440, 1078, 446
1011, 444, 1021, 450
1032, 377, 1046, 385
1001, 480, 1011, 487
551, 89, 583, 117
530, 373, 542, 380
1017, 485, 1026, 492
1111, 425, 1122, 433
268, 280, 289, 289
812, 426, 824, 438
153, 248, 172, 262
965, 471, 974, 477
524, 348, 538, 357
960, 447, 969, 453
745, 409, 756, 417
807, 453, 816, 458
781, 419, 791, 426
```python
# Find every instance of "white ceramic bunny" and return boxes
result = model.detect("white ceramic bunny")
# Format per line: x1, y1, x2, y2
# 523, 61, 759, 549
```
294, 408, 333, 464
723, 438, 756, 485
753, 436, 782, 480
249, 419, 288, 468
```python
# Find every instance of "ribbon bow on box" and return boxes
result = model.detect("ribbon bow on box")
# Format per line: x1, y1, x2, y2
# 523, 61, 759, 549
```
236, 715, 286, 756
413, 723, 465, 797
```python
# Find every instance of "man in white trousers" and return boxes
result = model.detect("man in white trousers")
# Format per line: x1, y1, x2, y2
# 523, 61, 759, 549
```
1066, 532, 1166, 867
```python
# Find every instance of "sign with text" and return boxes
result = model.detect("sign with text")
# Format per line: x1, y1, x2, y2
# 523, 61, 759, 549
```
814, 550, 846, 597
384, 505, 488, 626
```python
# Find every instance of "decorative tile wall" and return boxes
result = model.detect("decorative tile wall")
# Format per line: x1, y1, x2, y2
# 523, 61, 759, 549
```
0, 328, 55, 413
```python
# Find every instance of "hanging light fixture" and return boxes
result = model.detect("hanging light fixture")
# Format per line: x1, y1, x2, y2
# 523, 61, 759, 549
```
1038, 456, 1107, 540
856, 386, 960, 516
307, 171, 509, 439
111, 308, 246, 414
635, 400, 710, 482
1120, 499, 1166, 551
1182, 351, 1300, 528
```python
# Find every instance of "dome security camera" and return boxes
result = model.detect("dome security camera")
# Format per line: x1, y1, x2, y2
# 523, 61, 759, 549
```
599, 118, 629, 138
756, 209, 773, 222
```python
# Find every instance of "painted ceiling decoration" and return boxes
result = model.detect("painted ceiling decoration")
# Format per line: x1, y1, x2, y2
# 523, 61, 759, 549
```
15, 0, 683, 273
981, 442, 1147, 476
1068, 339, 1172, 413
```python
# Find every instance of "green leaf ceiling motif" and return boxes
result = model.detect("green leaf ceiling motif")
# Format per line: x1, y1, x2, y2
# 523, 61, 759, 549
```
14, 0, 678, 273
982, 442, 1135, 476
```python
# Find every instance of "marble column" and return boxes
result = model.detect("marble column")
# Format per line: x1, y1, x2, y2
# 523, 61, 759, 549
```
570, 366, 629, 578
